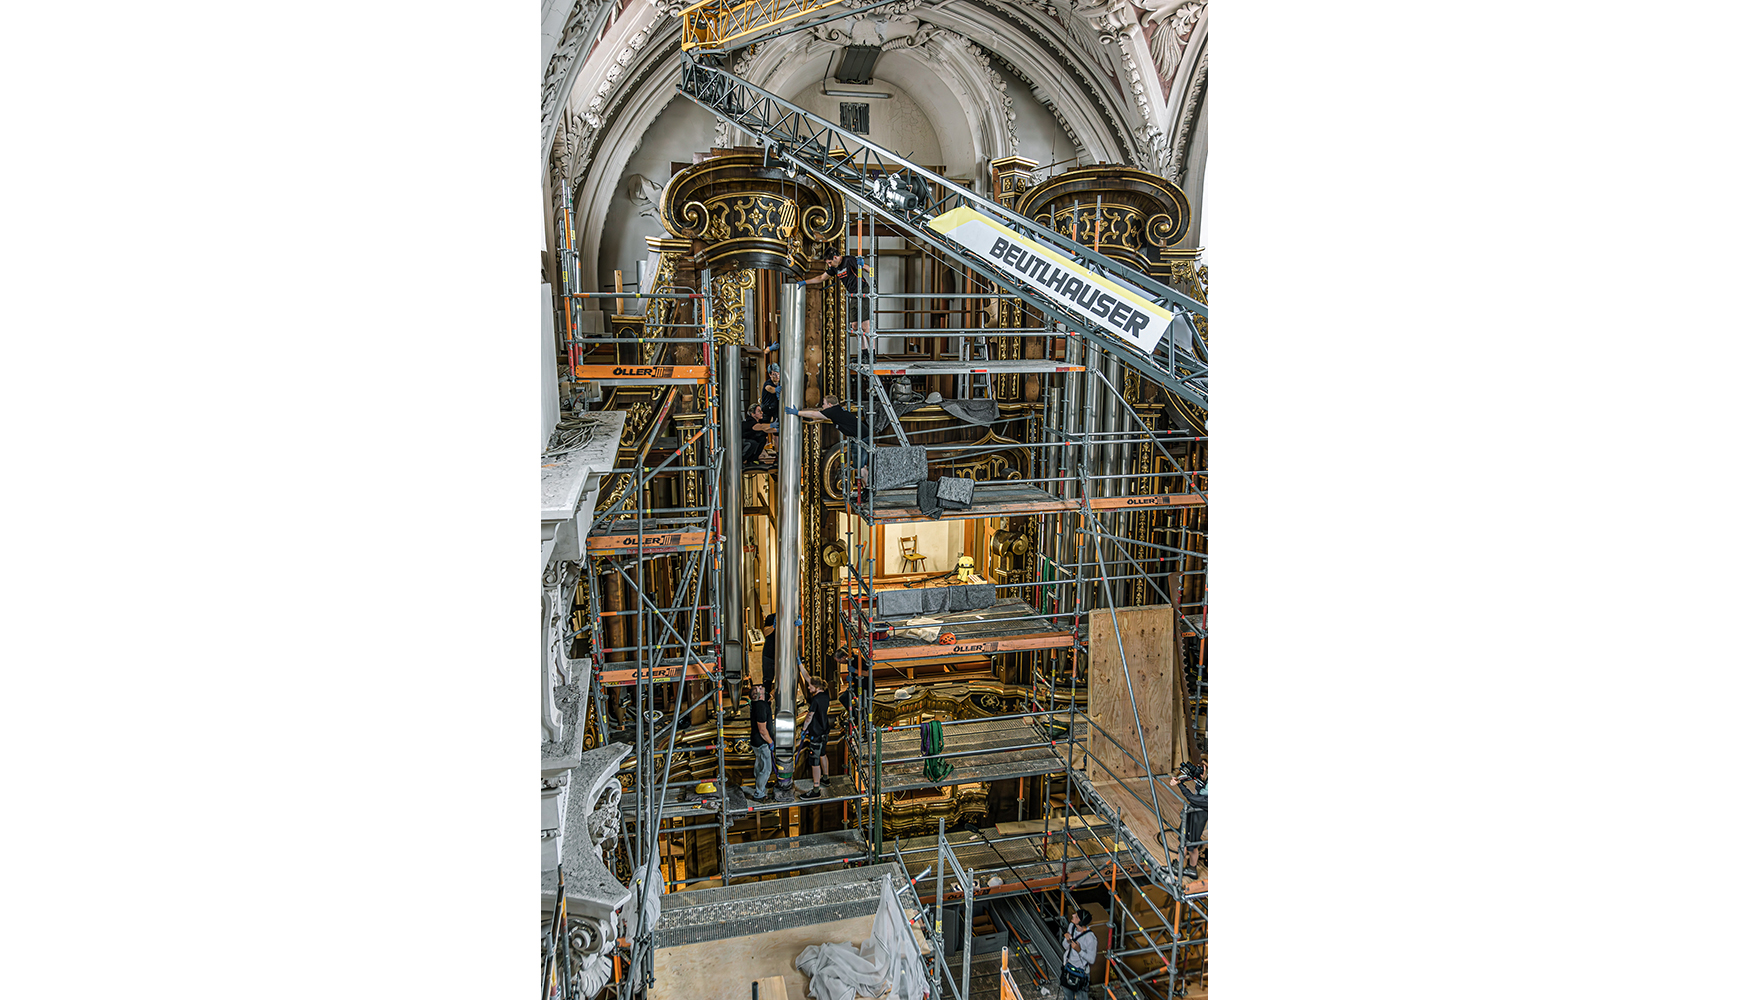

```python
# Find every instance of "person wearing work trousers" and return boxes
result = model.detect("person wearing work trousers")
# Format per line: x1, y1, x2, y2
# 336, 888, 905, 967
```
748, 683, 774, 801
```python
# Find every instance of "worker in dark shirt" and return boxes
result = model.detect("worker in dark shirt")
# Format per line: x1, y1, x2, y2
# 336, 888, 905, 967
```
748, 683, 774, 801
795, 395, 871, 494
798, 669, 833, 798
804, 254, 873, 350
759, 612, 778, 690
1168, 758, 1208, 878
760, 364, 781, 422
741, 404, 776, 467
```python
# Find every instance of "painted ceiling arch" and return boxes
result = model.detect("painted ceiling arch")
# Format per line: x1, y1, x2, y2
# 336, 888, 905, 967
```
545, 1, 1211, 279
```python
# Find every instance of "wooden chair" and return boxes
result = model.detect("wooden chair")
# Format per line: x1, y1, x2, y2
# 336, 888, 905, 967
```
898, 535, 929, 573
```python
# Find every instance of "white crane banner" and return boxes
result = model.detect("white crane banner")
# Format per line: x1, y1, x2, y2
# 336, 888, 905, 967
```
926, 205, 1169, 353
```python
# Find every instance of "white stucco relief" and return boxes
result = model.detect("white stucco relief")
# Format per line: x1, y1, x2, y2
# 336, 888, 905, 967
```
547, 1, 1204, 278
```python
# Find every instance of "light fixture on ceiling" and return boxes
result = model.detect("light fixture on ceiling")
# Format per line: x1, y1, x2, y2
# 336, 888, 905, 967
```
822, 87, 892, 99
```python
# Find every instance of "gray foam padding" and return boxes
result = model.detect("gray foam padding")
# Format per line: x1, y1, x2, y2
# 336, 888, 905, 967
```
939, 398, 998, 425
876, 587, 953, 618
947, 582, 997, 612
877, 587, 923, 618
876, 582, 995, 619
935, 476, 975, 507
870, 445, 929, 490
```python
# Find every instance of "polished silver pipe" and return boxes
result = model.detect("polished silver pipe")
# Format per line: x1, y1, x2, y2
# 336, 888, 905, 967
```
773, 281, 806, 776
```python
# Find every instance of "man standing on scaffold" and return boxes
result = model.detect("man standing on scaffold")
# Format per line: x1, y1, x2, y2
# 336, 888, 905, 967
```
804, 253, 873, 354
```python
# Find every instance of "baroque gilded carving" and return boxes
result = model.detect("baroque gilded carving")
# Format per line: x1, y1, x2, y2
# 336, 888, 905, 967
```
592, 393, 661, 520
710, 268, 758, 346
662, 153, 845, 275
1016, 165, 1193, 278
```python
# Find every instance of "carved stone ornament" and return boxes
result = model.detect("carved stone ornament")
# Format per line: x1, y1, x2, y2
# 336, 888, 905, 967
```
1140, 0, 1205, 86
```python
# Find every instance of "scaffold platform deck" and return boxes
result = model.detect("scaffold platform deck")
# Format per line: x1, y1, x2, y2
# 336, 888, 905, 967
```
877, 717, 1076, 794
864, 597, 1077, 662
851, 359, 1087, 377
859, 482, 1204, 523
724, 828, 871, 876
891, 822, 1148, 903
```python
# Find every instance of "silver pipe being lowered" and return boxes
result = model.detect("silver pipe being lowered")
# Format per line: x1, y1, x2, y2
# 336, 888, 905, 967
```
773, 281, 806, 779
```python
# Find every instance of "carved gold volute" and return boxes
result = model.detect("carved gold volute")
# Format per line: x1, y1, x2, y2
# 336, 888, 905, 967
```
1015, 166, 1194, 280
660, 153, 845, 277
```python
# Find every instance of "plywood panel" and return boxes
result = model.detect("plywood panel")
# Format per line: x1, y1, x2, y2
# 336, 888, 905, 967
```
1084, 605, 1183, 780
1089, 777, 1174, 869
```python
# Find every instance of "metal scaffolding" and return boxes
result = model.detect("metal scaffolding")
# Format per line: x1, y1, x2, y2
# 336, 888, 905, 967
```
549, 49, 1213, 999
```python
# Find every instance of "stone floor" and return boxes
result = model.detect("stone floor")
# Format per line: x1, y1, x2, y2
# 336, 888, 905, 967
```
651, 914, 872, 1000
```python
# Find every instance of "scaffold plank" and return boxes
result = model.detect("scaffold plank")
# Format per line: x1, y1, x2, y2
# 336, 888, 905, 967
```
857, 483, 1204, 524
851, 359, 1086, 376
871, 631, 1074, 661
724, 828, 869, 875
595, 659, 719, 686
572, 363, 709, 381
584, 529, 709, 554
877, 717, 1074, 794
891, 826, 1146, 905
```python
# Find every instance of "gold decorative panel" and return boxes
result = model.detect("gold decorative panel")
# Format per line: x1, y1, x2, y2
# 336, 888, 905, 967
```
1015, 166, 1194, 280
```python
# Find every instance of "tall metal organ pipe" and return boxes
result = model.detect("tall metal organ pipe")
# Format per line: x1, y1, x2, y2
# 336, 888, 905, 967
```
772, 281, 806, 779
719, 291, 746, 698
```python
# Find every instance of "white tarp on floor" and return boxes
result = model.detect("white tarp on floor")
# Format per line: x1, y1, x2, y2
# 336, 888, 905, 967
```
795, 875, 928, 1000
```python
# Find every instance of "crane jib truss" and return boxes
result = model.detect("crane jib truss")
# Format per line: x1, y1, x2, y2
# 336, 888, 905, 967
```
673, 60, 1208, 408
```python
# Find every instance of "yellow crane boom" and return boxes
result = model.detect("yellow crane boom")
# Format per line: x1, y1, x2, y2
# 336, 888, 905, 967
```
680, 0, 844, 54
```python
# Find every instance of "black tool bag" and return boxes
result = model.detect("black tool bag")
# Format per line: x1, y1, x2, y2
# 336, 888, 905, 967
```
1059, 930, 1095, 989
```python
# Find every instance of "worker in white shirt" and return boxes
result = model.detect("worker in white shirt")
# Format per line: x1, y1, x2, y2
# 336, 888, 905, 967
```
1060, 907, 1098, 1000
